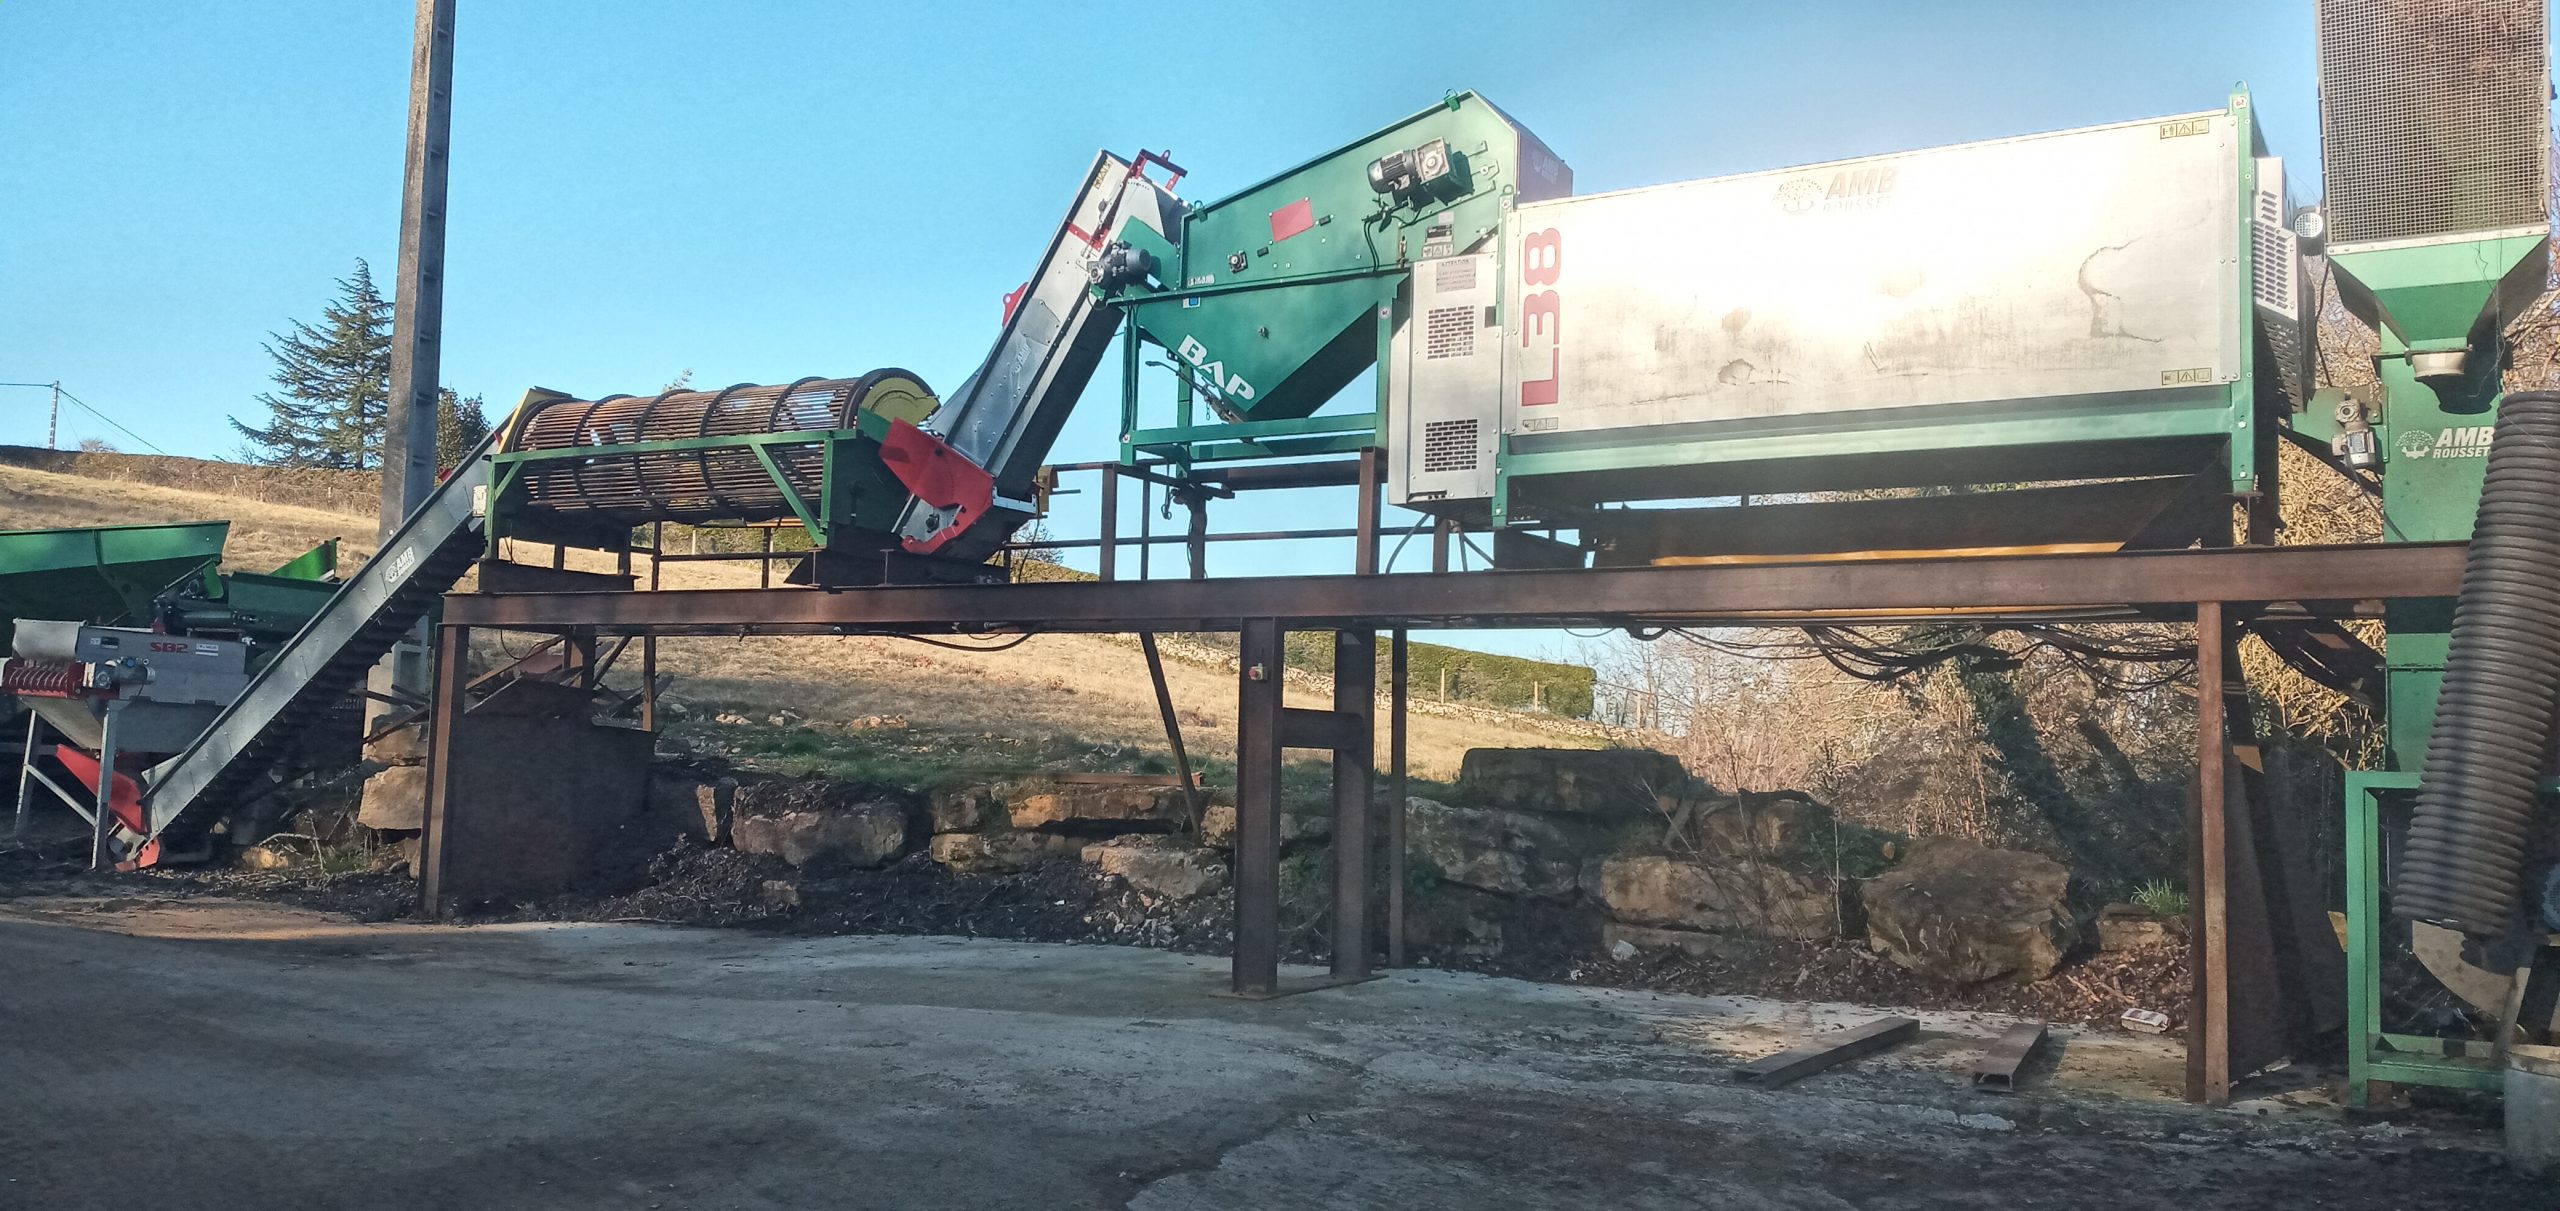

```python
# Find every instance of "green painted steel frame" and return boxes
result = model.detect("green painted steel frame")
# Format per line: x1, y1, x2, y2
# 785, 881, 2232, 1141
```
2343, 770, 2549, 1105
483, 420, 887, 556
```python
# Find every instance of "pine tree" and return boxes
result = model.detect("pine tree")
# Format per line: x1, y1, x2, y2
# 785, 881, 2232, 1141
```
437, 388, 492, 466
230, 260, 392, 469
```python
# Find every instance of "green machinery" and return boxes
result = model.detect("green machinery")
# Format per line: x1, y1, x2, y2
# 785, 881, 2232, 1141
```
0, 521, 228, 652
0, 521, 337, 657
2288, 0, 2560, 1105
1102, 93, 1570, 467
1087, 86, 2309, 569
5, 522, 340, 863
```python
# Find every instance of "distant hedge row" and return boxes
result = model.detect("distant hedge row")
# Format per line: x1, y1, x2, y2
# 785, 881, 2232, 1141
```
1277, 631, 1594, 719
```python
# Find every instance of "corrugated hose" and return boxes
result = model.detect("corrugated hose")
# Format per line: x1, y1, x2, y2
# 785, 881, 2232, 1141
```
2398, 389, 2560, 935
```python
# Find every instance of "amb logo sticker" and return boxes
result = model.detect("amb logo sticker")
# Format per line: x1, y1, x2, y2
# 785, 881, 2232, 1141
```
1775, 165, 1898, 215
2397, 425, 2494, 459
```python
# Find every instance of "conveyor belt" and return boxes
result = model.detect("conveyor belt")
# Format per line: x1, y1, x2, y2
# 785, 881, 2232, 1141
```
138, 429, 500, 848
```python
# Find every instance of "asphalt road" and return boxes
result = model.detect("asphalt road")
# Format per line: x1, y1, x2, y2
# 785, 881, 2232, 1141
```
0, 896, 2542, 1210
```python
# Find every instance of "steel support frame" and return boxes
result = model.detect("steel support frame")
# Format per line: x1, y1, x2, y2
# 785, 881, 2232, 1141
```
442, 543, 2459, 636
433, 538, 2466, 1075
2343, 771, 2523, 1103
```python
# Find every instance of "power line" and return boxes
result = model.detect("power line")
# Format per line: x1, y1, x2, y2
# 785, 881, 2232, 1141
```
0, 380, 171, 455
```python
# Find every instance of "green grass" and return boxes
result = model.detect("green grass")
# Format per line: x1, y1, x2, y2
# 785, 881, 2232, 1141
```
2131, 878, 2188, 918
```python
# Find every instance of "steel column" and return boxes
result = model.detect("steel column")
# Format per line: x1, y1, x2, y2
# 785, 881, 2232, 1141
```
1387, 629, 1409, 968
2191, 599, 2232, 1105
1099, 468, 1119, 582
1185, 491, 1208, 580
1233, 618, 1283, 995
1331, 629, 1375, 978
417, 623, 469, 918
1356, 448, 1382, 576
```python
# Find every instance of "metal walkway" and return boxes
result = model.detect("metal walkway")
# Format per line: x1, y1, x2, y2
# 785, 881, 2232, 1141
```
138, 430, 500, 847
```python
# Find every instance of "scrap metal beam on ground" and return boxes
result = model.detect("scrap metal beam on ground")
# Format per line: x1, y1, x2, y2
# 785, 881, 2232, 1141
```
1733, 1016, 1921, 1088
1971, 1024, 2050, 1093
440, 542, 2464, 636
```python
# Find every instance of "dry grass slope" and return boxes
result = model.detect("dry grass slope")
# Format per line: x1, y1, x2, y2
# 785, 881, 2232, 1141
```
0, 458, 1587, 781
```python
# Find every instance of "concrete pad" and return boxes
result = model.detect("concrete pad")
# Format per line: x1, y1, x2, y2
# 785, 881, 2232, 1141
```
0, 897, 2534, 1210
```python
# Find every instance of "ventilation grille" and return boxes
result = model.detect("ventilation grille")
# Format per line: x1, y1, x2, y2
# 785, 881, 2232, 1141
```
1424, 306, 1475, 360
2317, 0, 2549, 245
2251, 165, 2298, 320
1434, 257, 1477, 292
1421, 418, 1479, 473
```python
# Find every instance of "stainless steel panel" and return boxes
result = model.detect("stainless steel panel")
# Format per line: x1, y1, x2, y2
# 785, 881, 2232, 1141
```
1392, 253, 1500, 505
1501, 112, 2244, 438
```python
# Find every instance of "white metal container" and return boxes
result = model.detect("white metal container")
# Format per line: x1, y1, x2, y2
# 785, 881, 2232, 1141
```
1498, 111, 2245, 439
2510, 1046, 2560, 1176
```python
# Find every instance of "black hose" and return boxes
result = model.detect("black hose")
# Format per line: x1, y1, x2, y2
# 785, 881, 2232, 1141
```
2397, 390, 2560, 935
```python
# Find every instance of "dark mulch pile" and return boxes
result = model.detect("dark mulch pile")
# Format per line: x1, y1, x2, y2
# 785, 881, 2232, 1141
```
0, 835, 422, 922
491, 843, 1263, 958
10, 827, 2185, 1034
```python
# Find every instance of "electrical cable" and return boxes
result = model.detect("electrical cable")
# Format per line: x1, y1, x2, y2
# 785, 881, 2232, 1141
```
0, 383, 172, 454
896, 632, 1036, 654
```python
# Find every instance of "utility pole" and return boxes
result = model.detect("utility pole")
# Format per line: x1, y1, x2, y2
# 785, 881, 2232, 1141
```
368, 0, 457, 728
47, 382, 58, 449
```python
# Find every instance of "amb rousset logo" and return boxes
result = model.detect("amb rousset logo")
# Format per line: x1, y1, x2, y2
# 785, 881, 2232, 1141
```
2397, 425, 2494, 460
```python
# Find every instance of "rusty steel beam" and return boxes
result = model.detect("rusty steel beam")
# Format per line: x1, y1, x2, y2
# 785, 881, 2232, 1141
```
1137, 633, 1200, 827
443, 543, 2463, 636
1970, 1023, 2049, 1093
1733, 1016, 1920, 1088
1388, 629, 1410, 969
1279, 707, 1364, 752
1332, 629, 1375, 980
417, 622, 469, 918
2192, 600, 2232, 1105
1233, 619, 1283, 997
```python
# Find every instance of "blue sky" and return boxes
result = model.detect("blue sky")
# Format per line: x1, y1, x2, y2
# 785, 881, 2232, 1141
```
2, 1, 2336, 657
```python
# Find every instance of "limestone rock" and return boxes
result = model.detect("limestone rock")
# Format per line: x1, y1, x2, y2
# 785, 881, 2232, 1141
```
1404, 797, 1580, 900
930, 784, 1005, 834
2096, 903, 2176, 952
732, 804, 909, 868
363, 723, 429, 767
1198, 803, 1330, 851
236, 844, 294, 871
1081, 837, 1226, 901
930, 832, 1050, 875
1596, 854, 1839, 940
1601, 922, 1737, 961
1457, 747, 1689, 819
1693, 793, 1828, 862
357, 764, 429, 832
1863, 837, 2075, 984
1008, 782, 1187, 832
